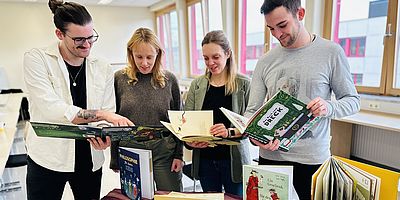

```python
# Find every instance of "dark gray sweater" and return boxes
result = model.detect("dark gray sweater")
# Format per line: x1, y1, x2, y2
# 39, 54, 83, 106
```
110, 69, 183, 169
114, 70, 181, 125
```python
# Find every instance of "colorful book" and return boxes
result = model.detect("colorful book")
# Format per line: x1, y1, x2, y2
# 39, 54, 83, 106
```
160, 110, 240, 147
30, 121, 168, 142
118, 147, 154, 200
221, 90, 320, 151
243, 165, 295, 200
311, 156, 396, 200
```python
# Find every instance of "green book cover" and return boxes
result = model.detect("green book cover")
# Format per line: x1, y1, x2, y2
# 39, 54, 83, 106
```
30, 122, 169, 142
221, 90, 320, 151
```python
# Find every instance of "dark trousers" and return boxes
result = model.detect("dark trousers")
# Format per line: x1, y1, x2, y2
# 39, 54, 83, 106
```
258, 157, 321, 200
26, 156, 102, 200
198, 159, 242, 196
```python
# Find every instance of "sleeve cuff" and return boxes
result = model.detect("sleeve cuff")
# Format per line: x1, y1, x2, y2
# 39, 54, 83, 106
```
64, 105, 81, 122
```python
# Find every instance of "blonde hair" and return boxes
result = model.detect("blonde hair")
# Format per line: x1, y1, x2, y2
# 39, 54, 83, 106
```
124, 27, 166, 88
202, 30, 238, 95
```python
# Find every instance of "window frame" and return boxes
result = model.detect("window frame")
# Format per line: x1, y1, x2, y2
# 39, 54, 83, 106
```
323, 0, 400, 96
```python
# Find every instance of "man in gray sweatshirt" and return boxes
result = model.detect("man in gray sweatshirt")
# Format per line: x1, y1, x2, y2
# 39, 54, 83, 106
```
245, 0, 360, 199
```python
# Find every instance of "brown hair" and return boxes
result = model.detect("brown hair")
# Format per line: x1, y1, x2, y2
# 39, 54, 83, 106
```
202, 30, 238, 95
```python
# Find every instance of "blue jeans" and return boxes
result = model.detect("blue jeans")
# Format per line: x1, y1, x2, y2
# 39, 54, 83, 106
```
198, 159, 242, 196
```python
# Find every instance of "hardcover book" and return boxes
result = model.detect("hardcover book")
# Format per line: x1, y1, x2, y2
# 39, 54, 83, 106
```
160, 110, 240, 147
30, 121, 169, 142
243, 165, 294, 200
118, 147, 154, 200
220, 90, 320, 151
312, 156, 385, 200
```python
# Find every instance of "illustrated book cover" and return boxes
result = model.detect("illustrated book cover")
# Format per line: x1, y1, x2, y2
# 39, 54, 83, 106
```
160, 110, 240, 146
220, 90, 320, 151
243, 165, 295, 200
311, 156, 385, 200
30, 121, 169, 142
118, 147, 154, 200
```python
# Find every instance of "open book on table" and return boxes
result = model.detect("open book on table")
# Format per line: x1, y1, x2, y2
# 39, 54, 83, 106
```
30, 121, 168, 142
220, 90, 320, 151
312, 156, 400, 200
160, 110, 240, 147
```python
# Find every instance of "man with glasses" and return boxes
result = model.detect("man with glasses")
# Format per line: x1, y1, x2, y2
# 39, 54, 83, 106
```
23, 1, 133, 199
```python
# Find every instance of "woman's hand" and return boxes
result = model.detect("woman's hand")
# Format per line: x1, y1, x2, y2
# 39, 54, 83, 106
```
210, 123, 229, 138
88, 136, 111, 150
186, 141, 209, 148
170, 159, 184, 172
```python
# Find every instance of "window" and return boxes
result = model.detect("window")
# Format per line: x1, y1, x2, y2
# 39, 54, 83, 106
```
325, 0, 400, 95
238, 0, 306, 76
187, 0, 223, 76
156, 7, 181, 77
238, 0, 265, 76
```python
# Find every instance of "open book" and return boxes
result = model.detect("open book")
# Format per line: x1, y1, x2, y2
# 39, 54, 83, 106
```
160, 110, 240, 146
312, 156, 384, 200
243, 165, 298, 200
30, 121, 169, 142
118, 147, 154, 200
220, 90, 320, 151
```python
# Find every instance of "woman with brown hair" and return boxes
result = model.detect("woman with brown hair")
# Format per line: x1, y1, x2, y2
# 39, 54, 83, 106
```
184, 30, 251, 195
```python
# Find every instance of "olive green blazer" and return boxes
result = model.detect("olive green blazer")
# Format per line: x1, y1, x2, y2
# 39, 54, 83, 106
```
184, 74, 251, 183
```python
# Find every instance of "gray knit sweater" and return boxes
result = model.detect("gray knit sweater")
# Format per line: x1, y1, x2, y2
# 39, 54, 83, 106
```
110, 69, 183, 169
245, 35, 360, 164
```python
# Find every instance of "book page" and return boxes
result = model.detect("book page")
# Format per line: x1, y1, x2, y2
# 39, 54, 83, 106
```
336, 159, 372, 200
167, 110, 213, 138
312, 158, 330, 200
219, 107, 249, 133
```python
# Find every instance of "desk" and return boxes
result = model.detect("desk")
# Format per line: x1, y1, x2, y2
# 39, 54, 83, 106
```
0, 93, 25, 176
330, 110, 400, 158
101, 189, 242, 200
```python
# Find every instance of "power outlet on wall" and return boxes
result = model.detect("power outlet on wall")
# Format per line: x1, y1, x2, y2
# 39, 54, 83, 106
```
368, 102, 380, 109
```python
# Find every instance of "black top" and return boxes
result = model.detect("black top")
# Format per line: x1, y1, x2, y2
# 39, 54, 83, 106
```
65, 59, 93, 172
200, 85, 232, 160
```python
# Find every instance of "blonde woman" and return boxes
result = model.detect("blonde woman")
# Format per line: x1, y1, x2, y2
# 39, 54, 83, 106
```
184, 30, 251, 195
110, 28, 183, 191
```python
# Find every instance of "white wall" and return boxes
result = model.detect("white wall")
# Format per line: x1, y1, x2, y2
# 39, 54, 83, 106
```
0, 2, 154, 90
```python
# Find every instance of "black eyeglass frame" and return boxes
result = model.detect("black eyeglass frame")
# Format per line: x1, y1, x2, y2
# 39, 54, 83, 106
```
64, 29, 99, 46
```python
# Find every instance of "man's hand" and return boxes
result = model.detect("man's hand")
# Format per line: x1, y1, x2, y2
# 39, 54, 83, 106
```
101, 111, 134, 126
307, 97, 328, 117
73, 110, 134, 126
186, 141, 209, 148
170, 158, 184, 172
88, 136, 111, 150
210, 123, 228, 138
250, 138, 280, 151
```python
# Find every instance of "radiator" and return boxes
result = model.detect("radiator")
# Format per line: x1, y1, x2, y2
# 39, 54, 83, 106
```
351, 124, 400, 170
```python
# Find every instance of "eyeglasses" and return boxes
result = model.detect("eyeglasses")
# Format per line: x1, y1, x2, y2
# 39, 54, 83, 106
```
64, 29, 99, 46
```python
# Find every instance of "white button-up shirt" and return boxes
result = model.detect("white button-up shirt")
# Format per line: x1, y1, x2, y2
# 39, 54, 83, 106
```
24, 42, 115, 172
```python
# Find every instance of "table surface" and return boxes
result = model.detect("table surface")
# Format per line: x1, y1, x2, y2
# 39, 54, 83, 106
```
101, 189, 242, 200
0, 93, 24, 176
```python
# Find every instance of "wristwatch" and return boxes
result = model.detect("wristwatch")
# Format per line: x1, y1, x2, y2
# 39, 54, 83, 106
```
228, 128, 236, 138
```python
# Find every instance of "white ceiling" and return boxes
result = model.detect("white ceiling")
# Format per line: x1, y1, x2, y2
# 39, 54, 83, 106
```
0, 0, 163, 7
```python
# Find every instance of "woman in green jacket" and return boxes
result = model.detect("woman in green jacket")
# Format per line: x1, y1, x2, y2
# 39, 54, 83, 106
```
184, 30, 251, 196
